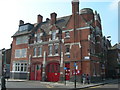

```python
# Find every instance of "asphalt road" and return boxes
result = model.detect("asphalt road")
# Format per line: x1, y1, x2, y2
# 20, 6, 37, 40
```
0, 79, 120, 90
80, 80, 120, 90
5, 81, 70, 90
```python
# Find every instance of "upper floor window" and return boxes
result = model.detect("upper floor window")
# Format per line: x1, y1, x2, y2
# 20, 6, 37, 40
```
37, 33, 41, 42
16, 36, 28, 45
65, 31, 70, 38
19, 25, 28, 31
55, 45, 59, 54
52, 31, 56, 40
38, 47, 42, 56
33, 48, 37, 56
48, 45, 52, 55
15, 48, 27, 58
65, 45, 70, 53
19, 24, 33, 31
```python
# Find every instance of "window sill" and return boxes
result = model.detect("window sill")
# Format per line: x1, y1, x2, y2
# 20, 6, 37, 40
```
11, 71, 28, 73
33, 56, 37, 58
38, 55, 42, 57
65, 52, 70, 55
54, 54, 59, 56
48, 54, 53, 57
64, 36, 70, 39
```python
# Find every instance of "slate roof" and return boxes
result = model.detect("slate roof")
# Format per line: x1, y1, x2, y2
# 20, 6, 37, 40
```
12, 15, 71, 37
111, 43, 120, 50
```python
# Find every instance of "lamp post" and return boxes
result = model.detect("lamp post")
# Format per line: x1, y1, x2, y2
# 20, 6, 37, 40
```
74, 62, 77, 88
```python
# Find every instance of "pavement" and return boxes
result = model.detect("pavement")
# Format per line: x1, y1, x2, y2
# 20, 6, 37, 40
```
0, 78, 119, 89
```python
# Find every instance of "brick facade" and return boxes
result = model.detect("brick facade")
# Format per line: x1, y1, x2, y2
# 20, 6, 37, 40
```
10, 0, 110, 82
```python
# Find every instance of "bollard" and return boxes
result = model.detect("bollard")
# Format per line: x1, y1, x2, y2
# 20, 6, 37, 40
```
1, 76, 6, 90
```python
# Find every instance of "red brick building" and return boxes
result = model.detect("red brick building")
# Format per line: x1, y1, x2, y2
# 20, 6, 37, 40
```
10, 0, 108, 82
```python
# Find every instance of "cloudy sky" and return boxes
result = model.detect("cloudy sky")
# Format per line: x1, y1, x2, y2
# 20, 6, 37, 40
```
0, 0, 118, 49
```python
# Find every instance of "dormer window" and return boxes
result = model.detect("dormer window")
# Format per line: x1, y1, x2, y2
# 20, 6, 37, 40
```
52, 31, 56, 40
19, 25, 28, 31
19, 24, 33, 31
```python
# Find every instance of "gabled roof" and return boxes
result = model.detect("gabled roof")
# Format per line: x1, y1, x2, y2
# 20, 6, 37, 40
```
38, 15, 71, 34
110, 43, 120, 50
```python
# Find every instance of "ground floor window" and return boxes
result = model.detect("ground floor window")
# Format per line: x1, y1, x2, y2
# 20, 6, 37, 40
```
12, 61, 28, 72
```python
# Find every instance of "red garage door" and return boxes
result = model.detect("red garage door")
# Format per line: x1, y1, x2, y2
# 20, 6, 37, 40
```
46, 62, 60, 82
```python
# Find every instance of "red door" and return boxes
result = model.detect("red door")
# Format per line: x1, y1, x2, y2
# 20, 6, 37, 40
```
30, 64, 42, 80
36, 65, 42, 80
30, 65, 35, 80
46, 62, 60, 82
65, 63, 70, 80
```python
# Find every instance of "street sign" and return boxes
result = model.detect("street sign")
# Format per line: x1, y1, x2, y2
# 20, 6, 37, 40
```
64, 67, 67, 70
74, 62, 77, 67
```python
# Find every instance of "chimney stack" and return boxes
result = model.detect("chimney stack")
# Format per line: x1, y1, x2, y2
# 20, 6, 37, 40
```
50, 12, 57, 25
72, 0, 79, 15
19, 20, 24, 26
37, 14, 43, 23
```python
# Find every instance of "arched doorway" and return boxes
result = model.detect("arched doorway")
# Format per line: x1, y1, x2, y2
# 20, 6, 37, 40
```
46, 62, 60, 82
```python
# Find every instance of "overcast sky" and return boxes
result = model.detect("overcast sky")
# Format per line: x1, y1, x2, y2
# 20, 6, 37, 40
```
0, 0, 118, 49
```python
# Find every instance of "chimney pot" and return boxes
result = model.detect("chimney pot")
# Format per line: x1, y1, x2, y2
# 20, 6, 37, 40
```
37, 14, 43, 23
19, 20, 24, 26
50, 12, 57, 25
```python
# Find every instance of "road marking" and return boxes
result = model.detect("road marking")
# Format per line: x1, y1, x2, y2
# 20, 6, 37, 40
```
90, 86, 101, 88
46, 85, 53, 88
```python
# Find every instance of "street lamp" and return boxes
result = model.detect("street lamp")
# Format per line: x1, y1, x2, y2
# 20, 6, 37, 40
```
74, 61, 77, 88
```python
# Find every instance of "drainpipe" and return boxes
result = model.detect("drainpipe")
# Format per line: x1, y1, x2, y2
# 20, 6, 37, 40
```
42, 51, 46, 81
27, 55, 31, 80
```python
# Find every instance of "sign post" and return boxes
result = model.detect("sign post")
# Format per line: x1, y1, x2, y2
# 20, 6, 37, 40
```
74, 62, 77, 88
64, 67, 67, 85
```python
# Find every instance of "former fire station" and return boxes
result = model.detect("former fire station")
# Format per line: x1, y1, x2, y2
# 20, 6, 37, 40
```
10, 0, 110, 82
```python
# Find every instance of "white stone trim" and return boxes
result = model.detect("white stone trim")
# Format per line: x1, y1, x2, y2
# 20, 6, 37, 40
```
10, 71, 28, 73
49, 31, 52, 34
88, 35, 90, 40
40, 33, 43, 36
48, 44, 53, 46
62, 39, 64, 43
38, 55, 42, 57
62, 29, 73, 33
76, 26, 90, 31
54, 54, 59, 56
65, 52, 70, 55
62, 26, 90, 33
56, 30, 59, 33
54, 43, 59, 45
34, 34, 37, 37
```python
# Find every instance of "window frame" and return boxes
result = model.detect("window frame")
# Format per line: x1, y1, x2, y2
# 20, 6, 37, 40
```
12, 62, 28, 72
65, 31, 70, 38
48, 45, 53, 56
38, 46, 42, 57
15, 48, 27, 58
52, 31, 56, 40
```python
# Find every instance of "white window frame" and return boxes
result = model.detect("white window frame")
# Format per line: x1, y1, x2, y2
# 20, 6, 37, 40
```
15, 48, 27, 58
12, 62, 28, 72
54, 44, 59, 55
38, 46, 42, 57
16, 36, 28, 45
52, 31, 56, 40
65, 31, 70, 38
33, 47, 37, 57
48, 45, 53, 56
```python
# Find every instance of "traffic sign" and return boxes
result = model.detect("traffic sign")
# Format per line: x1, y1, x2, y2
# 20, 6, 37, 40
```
64, 67, 67, 70
74, 62, 77, 67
